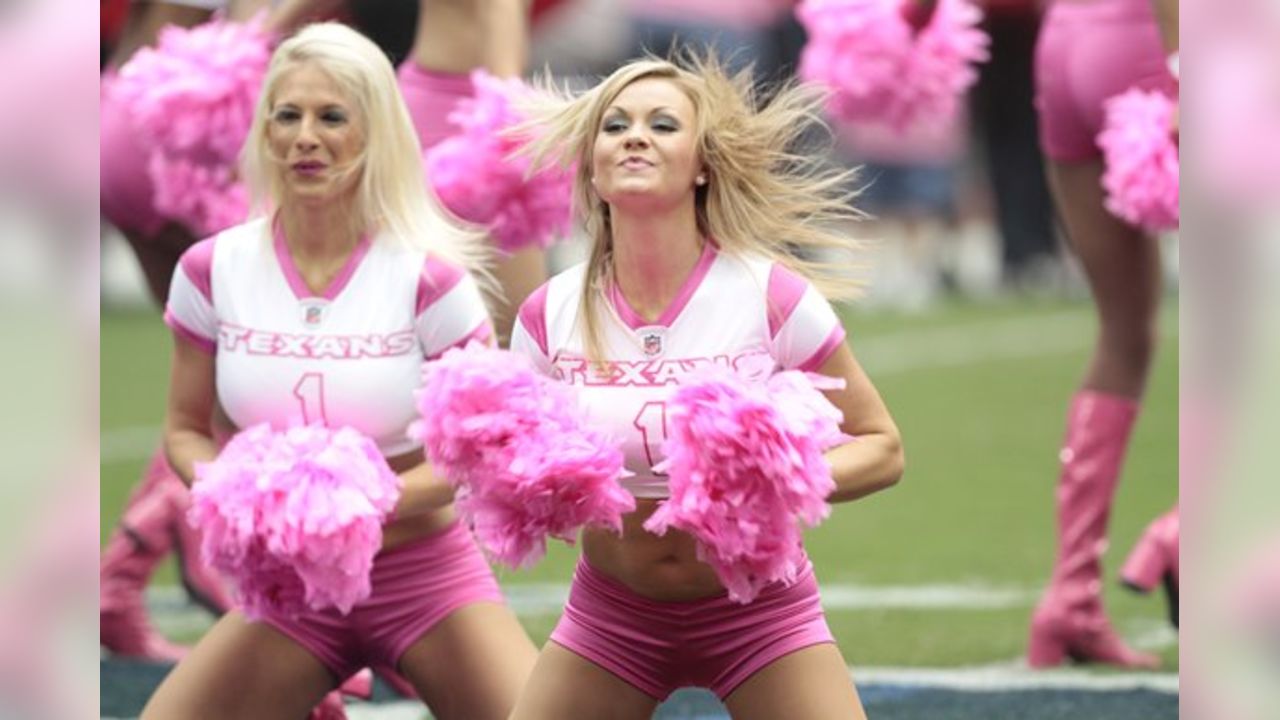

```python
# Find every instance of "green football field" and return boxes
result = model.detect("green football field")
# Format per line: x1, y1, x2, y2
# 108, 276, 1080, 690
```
100, 295, 1179, 672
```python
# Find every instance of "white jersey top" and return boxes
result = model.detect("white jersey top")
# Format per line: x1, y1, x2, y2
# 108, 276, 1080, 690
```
165, 217, 492, 456
510, 242, 847, 498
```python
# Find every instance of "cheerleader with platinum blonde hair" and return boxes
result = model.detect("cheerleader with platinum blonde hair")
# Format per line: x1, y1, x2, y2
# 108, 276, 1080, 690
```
141, 24, 535, 720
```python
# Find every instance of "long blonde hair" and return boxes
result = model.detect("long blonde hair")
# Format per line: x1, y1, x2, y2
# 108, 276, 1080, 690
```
241, 22, 489, 277
520, 52, 864, 360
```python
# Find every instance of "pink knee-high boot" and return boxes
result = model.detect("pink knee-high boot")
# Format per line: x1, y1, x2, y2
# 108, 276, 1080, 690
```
1028, 391, 1161, 669
100, 450, 188, 661
1121, 507, 1179, 627
100, 447, 233, 661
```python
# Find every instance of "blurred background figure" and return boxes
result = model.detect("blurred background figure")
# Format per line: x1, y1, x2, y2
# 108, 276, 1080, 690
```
395, 0, 547, 341
1026, 0, 1177, 669
622, 0, 793, 80
970, 0, 1060, 292
832, 115, 965, 311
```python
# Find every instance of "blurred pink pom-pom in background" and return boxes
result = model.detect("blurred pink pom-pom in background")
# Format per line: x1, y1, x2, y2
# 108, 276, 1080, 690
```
797, 0, 989, 132
425, 71, 575, 253
1098, 88, 1179, 232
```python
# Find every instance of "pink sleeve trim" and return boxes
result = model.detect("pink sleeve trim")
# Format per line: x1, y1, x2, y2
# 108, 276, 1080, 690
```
426, 321, 494, 360
164, 309, 216, 354
416, 255, 466, 316
517, 282, 550, 357
179, 237, 217, 305
767, 263, 808, 340
796, 324, 846, 372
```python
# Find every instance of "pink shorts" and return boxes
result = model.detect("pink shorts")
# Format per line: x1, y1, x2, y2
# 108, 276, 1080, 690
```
395, 61, 474, 151
550, 557, 836, 701
1034, 0, 1176, 161
256, 520, 506, 683
100, 75, 165, 237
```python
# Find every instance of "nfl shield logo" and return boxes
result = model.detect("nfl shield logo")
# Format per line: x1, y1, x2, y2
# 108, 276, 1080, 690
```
300, 301, 327, 326
642, 331, 663, 357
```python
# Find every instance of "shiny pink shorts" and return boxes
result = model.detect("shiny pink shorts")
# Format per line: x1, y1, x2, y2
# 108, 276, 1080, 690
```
395, 61, 474, 151
550, 557, 836, 701
100, 75, 165, 237
256, 520, 505, 683
1034, 0, 1176, 161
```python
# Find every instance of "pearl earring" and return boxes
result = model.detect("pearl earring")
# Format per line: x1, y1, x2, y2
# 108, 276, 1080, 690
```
695, 174, 707, 186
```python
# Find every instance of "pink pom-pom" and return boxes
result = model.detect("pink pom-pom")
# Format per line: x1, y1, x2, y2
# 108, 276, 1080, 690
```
148, 154, 251, 237
188, 424, 401, 620
111, 17, 273, 161
409, 342, 551, 474
1098, 88, 1179, 232
109, 16, 272, 234
424, 71, 575, 253
797, 0, 989, 132
643, 369, 849, 604
410, 343, 633, 567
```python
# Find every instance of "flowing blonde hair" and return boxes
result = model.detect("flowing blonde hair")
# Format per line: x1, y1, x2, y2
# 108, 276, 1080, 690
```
241, 22, 489, 278
520, 52, 864, 361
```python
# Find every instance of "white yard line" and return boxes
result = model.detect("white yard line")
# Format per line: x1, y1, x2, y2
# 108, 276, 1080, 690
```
818, 583, 1035, 610
146, 578, 1176, 657
147, 581, 1038, 626
852, 662, 1179, 693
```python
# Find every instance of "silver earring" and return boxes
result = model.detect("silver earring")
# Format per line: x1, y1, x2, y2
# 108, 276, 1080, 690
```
695, 175, 707, 186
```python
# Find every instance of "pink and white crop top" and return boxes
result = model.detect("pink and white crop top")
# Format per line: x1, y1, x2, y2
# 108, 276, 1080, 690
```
509, 242, 847, 499
164, 217, 493, 456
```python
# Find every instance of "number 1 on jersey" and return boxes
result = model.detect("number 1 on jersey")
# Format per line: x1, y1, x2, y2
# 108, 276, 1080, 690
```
293, 372, 329, 425
633, 401, 668, 474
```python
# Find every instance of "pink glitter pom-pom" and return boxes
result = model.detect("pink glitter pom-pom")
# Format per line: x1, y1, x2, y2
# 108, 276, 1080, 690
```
410, 343, 633, 567
643, 369, 850, 604
424, 71, 575, 253
1098, 88, 1179, 232
188, 424, 401, 620
110, 16, 271, 234
797, 0, 989, 132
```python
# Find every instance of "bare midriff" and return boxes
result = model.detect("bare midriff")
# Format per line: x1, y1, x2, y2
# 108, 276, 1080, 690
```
582, 498, 727, 602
